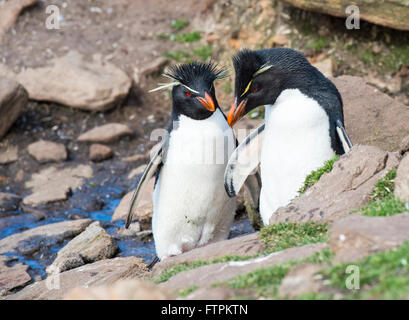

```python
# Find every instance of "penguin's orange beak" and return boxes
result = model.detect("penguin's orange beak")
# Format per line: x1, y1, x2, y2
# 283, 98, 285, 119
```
197, 92, 215, 112
227, 98, 247, 127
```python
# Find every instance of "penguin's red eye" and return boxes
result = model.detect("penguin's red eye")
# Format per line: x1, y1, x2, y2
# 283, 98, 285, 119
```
252, 87, 259, 93
185, 91, 191, 97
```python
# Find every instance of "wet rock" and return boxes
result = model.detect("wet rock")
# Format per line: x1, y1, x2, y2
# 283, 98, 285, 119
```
333, 76, 409, 152
312, 58, 333, 78
2, 51, 131, 111
0, 146, 18, 164
0, 192, 21, 215
23, 165, 93, 206
395, 154, 409, 202
160, 243, 327, 291
153, 233, 266, 276
0, 255, 31, 295
399, 135, 409, 156
0, 219, 92, 256
47, 221, 118, 274
0, 77, 27, 140
78, 123, 133, 143
65, 279, 174, 300
111, 186, 153, 222
5, 257, 147, 300
89, 144, 113, 162
330, 213, 409, 263
278, 263, 324, 299
27, 140, 67, 163
270, 145, 399, 224
0, 0, 37, 42
0, 212, 45, 231
280, 0, 409, 31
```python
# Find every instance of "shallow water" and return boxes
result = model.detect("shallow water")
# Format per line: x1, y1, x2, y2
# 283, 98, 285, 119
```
1, 189, 254, 281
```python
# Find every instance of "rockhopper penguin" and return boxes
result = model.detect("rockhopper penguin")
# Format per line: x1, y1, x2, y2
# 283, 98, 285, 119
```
224, 48, 352, 226
125, 61, 237, 261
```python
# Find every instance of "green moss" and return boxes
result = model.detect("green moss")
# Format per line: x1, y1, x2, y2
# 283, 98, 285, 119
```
226, 263, 295, 298
307, 37, 329, 52
193, 45, 213, 61
260, 222, 328, 252
354, 167, 408, 217
316, 241, 409, 299
370, 167, 396, 201
170, 19, 189, 31
246, 106, 265, 120
222, 249, 333, 299
162, 50, 192, 63
299, 155, 339, 193
156, 33, 171, 40
178, 285, 198, 297
156, 255, 255, 283
173, 31, 201, 43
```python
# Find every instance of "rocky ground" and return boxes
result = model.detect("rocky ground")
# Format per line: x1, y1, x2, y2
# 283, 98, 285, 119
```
0, 0, 409, 300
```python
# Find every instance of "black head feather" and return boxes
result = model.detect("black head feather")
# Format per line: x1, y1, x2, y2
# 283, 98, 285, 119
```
165, 61, 227, 90
232, 49, 264, 98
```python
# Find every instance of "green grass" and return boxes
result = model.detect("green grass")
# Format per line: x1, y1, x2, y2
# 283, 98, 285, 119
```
157, 222, 329, 284
193, 45, 213, 61
171, 19, 189, 31
178, 285, 198, 297
260, 222, 329, 252
162, 50, 192, 63
316, 241, 409, 299
307, 36, 329, 52
155, 255, 256, 283
156, 33, 171, 40
222, 249, 333, 299
354, 167, 408, 217
173, 31, 201, 43
298, 155, 339, 193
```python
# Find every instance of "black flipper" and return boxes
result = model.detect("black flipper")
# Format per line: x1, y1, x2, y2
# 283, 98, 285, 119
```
148, 256, 160, 270
224, 124, 265, 197
335, 119, 352, 153
125, 135, 169, 229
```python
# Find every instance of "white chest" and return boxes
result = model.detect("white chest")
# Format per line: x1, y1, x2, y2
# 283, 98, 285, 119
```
152, 109, 236, 258
259, 89, 334, 223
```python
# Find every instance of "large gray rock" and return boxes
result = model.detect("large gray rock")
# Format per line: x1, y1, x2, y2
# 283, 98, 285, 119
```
23, 165, 93, 206
64, 279, 174, 300
27, 140, 67, 163
280, 0, 409, 31
0, 51, 131, 111
4, 257, 147, 300
330, 213, 409, 263
77, 123, 133, 143
0, 77, 27, 140
270, 145, 399, 224
160, 243, 327, 291
0, 255, 31, 295
153, 233, 266, 276
395, 153, 409, 203
0, 0, 37, 42
334, 76, 409, 152
47, 222, 118, 274
0, 219, 92, 255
